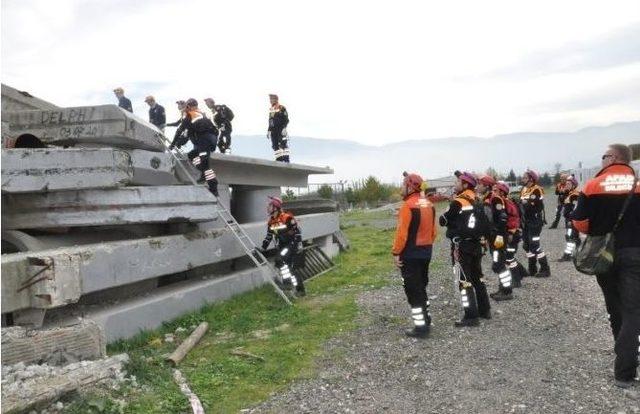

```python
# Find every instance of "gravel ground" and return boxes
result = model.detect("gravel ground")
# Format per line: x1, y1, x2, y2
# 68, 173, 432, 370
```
251, 203, 640, 414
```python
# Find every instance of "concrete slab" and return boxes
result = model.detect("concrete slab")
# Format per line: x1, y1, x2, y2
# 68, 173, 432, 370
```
1, 84, 59, 112
183, 153, 333, 187
1, 148, 132, 193
129, 149, 178, 186
231, 186, 281, 223
1, 320, 106, 366
2, 212, 339, 313
54, 268, 267, 342
4, 105, 166, 152
2, 185, 218, 229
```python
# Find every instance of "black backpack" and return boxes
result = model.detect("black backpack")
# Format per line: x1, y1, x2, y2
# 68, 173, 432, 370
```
219, 105, 234, 122
459, 195, 492, 240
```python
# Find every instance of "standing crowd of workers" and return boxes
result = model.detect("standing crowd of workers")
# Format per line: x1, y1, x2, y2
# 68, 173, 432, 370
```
391, 146, 639, 390
112, 87, 291, 163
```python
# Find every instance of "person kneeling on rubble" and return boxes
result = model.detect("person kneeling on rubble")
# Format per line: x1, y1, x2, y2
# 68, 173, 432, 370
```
169, 98, 219, 197
261, 197, 306, 296
392, 173, 437, 338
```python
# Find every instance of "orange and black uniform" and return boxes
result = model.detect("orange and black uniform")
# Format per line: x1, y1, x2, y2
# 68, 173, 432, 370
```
488, 194, 514, 295
571, 163, 640, 382
262, 210, 305, 293
170, 110, 219, 196
268, 103, 290, 162
520, 184, 550, 276
392, 192, 437, 329
560, 188, 581, 258
550, 181, 567, 228
439, 189, 491, 321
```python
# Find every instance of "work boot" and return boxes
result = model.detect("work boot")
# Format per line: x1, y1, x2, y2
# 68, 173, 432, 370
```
295, 284, 306, 297
535, 257, 551, 278
479, 309, 492, 320
405, 326, 430, 339
517, 263, 529, 278
528, 257, 538, 277
490, 290, 513, 301
557, 253, 572, 262
454, 318, 480, 327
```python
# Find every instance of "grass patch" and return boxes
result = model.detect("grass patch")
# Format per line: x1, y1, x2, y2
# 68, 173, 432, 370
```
63, 211, 396, 414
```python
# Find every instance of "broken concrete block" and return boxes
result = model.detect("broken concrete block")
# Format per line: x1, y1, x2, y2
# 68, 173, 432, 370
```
1, 84, 59, 112
4, 105, 166, 152
1, 320, 106, 366
2, 185, 218, 229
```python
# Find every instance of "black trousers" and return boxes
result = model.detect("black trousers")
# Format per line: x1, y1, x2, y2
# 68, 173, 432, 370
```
552, 202, 563, 225
275, 243, 305, 292
217, 127, 232, 153
452, 242, 491, 319
401, 258, 430, 309
187, 139, 218, 196
523, 221, 545, 259
270, 130, 290, 162
490, 244, 513, 294
596, 247, 640, 381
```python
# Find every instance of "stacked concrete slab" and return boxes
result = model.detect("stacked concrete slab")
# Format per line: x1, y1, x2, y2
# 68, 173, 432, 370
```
1, 83, 340, 344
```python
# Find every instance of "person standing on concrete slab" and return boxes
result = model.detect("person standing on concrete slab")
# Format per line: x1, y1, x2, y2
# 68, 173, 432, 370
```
113, 87, 132, 113
144, 96, 166, 131
169, 98, 219, 197
262, 196, 306, 296
439, 171, 492, 327
392, 173, 437, 338
571, 143, 640, 389
204, 98, 234, 154
267, 94, 290, 163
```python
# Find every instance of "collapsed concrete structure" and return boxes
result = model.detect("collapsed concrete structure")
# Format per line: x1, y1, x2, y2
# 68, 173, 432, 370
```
1, 84, 343, 350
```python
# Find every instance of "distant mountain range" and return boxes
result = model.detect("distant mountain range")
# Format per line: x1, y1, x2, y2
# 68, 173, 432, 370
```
231, 121, 640, 183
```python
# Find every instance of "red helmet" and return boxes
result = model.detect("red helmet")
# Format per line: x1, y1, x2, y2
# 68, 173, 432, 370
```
494, 181, 510, 195
267, 196, 282, 213
458, 171, 477, 188
479, 175, 496, 187
403, 173, 423, 192
524, 169, 539, 183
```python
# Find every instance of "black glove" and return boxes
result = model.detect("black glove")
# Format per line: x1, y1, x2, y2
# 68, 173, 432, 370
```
261, 241, 269, 251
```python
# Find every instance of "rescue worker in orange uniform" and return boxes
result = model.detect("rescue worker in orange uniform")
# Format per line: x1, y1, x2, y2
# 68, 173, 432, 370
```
493, 181, 528, 287
392, 173, 437, 338
487, 181, 516, 300
262, 197, 306, 296
440, 171, 491, 327
558, 175, 581, 262
520, 169, 551, 277
169, 98, 219, 196
549, 173, 568, 229
267, 94, 290, 162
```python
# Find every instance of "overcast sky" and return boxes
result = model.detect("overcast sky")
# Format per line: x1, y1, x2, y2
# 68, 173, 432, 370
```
2, 0, 640, 145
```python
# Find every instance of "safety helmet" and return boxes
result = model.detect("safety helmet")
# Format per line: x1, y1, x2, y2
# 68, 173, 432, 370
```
479, 175, 496, 187
403, 173, 424, 192
458, 171, 477, 188
186, 98, 198, 107
494, 181, 510, 195
267, 196, 283, 214
566, 175, 578, 187
524, 169, 539, 183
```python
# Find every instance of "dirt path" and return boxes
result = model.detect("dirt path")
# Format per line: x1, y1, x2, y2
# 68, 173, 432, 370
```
251, 206, 639, 414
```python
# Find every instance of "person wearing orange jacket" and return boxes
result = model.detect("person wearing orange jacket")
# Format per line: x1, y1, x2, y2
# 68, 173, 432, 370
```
520, 169, 551, 277
549, 173, 568, 229
571, 144, 640, 388
392, 173, 437, 338
262, 196, 306, 296
558, 175, 581, 262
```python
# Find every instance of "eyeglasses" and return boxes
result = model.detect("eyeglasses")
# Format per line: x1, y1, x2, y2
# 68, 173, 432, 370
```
601, 154, 615, 160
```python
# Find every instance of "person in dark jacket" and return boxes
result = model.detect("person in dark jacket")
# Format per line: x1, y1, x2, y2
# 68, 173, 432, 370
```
168, 98, 219, 197
571, 143, 640, 389
113, 87, 132, 112
144, 95, 166, 131
440, 171, 491, 327
205, 98, 234, 154
267, 94, 290, 162
392, 173, 437, 338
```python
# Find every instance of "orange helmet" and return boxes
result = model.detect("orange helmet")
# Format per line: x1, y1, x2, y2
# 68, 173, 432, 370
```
403, 173, 423, 192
